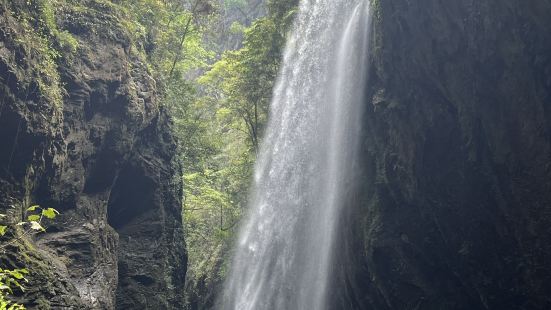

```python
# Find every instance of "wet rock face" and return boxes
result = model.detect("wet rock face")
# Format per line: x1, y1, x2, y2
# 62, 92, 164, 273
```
0, 1, 186, 309
339, 1, 551, 309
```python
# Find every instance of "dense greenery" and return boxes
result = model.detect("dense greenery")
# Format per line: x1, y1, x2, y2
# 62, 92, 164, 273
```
1, 0, 297, 307
119, 0, 299, 306
168, 1, 298, 306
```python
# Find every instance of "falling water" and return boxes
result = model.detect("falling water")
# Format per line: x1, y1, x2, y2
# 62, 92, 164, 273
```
221, 0, 372, 309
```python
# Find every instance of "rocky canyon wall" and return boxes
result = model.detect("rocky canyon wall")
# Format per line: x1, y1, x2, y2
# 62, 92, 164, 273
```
337, 1, 551, 309
0, 0, 186, 308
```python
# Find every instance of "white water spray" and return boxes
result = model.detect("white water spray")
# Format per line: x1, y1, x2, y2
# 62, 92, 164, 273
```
221, 1, 372, 309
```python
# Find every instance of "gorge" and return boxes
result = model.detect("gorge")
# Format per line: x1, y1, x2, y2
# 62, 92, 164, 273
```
0, 0, 551, 309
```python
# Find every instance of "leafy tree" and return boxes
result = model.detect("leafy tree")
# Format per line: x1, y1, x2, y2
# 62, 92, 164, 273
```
122, 0, 217, 79
199, 15, 287, 153
179, 1, 298, 306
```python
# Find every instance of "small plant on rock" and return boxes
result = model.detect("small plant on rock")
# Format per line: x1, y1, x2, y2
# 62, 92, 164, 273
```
0, 205, 59, 309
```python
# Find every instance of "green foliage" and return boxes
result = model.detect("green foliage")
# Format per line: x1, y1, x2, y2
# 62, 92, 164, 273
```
168, 72, 253, 276
0, 267, 27, 309
0, 0, 77, 108
0, 293, 25, 310
2, 0, 299, 306
0, 268, 28, 294
40, 208, 59, 220
1, 205, 59, 249
229, 21, 246, 34
199, 13, 289, 153
177, 1, 298, 305
268, 0, 299, 24
0, 205, 59, 309
121, 0, 217, 82
56, 30, 79, 54
0, 0, 296, 306
0, 214, 6, 237
116, 1, 244, 292
0, 249, 27, 309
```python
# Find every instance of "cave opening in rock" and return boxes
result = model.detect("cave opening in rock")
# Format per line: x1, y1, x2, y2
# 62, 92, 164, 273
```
107, 165, 155, 230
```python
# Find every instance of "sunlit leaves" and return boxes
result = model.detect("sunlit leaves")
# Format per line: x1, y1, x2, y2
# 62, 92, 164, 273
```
1, 205, 59, 237
0, 268, 28, 309
26, 215, 40, 222
41, 208, 59, 219
181, 3, 297, 285
23, 205, 59, 225
199, 16, 287, 152
0, 203, 59, 309
122, 0, 216, 80
26, 206, 39, 212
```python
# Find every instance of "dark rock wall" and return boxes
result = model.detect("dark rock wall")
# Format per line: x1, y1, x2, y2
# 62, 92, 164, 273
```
338, 1, 551, 310
0, 1, 186, 309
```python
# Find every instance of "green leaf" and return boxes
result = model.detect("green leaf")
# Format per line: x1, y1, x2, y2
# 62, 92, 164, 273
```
41, 208, 59, 219
1, 282, 13, 294
27, 205, 39, 211
27, 214, 40, 222
6, 278, 23, 290
8, 271, 24, 280
0, 226, 6, 236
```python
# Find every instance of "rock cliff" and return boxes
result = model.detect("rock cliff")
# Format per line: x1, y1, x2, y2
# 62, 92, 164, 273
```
0, 0, 186, 308
336, 1, 551, 309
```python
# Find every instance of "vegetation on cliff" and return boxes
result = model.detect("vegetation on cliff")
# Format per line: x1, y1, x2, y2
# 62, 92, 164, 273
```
1, 0, 297, 307
124, 0, 299, 307
3, 0, 551, 309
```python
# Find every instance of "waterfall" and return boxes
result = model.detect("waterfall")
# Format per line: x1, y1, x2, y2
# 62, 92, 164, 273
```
221, 0, 372, 309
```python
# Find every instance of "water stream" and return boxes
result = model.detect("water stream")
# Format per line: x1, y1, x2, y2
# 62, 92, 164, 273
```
221, 1, 372, 309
